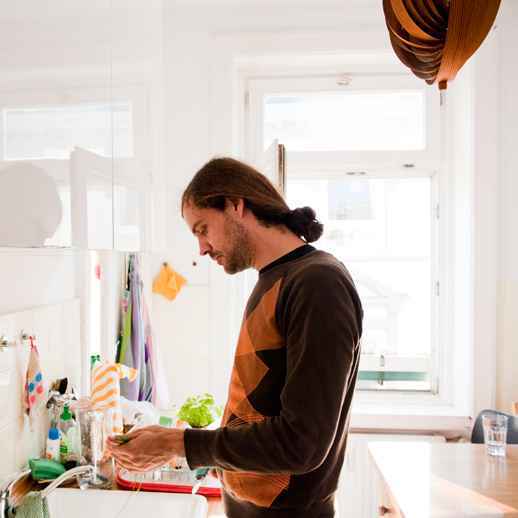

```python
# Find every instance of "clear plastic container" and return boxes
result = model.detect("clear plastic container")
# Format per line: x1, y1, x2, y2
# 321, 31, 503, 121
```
76, 404, 111, 487
58, 404, 80, 464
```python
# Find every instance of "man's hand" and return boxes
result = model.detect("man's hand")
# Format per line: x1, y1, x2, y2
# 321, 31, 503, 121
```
106, 425, 186, 472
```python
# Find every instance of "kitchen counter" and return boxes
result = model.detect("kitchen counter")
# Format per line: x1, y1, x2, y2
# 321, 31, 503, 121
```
369, 442, 518, 517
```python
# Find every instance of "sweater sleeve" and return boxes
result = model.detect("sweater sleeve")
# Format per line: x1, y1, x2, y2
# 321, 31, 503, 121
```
184, 264, 362, 474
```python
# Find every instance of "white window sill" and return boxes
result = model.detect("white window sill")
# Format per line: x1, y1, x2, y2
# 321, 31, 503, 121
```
350, 395, 473, 436
350, 413, 471, 437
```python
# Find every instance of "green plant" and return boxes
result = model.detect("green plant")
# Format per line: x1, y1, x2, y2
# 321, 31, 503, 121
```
177, 393, 222, 428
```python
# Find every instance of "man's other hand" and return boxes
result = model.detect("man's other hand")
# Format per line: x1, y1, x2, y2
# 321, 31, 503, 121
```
106, 425, 186, 472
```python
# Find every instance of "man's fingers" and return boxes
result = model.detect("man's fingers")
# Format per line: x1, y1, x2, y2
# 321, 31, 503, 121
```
112, 456, 161, 473
108, 445, 161, 472
106, 426, 175, 473
108, 447, 134, 464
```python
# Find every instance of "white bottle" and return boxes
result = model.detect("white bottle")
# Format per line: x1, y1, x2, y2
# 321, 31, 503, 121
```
45, 427, 61, 462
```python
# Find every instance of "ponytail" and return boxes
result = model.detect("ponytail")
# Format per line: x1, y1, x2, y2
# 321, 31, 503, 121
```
284, 207, 324, 243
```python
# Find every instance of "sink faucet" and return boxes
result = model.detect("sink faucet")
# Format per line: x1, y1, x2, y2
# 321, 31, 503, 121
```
0, 469, 31, 518
0, 465, 95, 517
40, 465, 95, 497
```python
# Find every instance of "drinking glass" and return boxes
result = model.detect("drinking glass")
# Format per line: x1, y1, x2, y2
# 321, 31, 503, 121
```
482, 413, 508, 457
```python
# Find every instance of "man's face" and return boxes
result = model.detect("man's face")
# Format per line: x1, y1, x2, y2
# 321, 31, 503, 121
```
183, 201, 254, 274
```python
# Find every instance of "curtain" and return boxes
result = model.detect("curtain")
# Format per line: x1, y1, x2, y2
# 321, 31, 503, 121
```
383, 0, 501, 90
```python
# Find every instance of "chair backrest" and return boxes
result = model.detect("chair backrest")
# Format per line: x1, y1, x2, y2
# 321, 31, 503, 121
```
471, 409, 518, 444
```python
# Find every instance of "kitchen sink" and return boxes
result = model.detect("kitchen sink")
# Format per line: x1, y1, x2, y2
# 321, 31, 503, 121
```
46, 487, 208, 518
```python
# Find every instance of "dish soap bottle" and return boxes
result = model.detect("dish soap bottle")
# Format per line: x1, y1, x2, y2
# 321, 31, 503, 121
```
58, 404, 80, 464
45, 427, 61, 462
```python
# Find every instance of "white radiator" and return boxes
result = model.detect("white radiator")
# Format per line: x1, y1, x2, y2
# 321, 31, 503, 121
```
337, 432, 445, 518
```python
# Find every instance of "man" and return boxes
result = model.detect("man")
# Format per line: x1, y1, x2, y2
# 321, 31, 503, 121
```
108, 157, 363, 518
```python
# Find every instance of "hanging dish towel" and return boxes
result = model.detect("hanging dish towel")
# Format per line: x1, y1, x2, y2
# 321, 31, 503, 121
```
118, 254, 169, 406
152, 262, 186, 301
90, 361, 138, 434
24, 337, 45, 424
13, 492, 49, 518
119, 255, 152, 402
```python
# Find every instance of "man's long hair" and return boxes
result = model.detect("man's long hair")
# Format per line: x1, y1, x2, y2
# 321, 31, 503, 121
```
181, 157, 323, 243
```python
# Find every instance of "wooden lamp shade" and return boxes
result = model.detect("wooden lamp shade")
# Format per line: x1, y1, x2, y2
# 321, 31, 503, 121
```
383, 0, 502, 90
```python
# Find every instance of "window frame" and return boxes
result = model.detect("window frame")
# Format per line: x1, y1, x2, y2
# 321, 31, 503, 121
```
244, 73, 447, 400
246, 75, 442, 171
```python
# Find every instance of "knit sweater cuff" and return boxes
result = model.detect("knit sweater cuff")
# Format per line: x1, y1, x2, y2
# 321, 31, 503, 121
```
184, 427, 217, 469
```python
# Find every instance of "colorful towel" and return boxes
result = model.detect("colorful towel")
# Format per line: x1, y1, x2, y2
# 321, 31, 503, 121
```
90, 362, 138, 434
24, 337, 45, 423
118, 255, 151, 402
117, 254, 169, 407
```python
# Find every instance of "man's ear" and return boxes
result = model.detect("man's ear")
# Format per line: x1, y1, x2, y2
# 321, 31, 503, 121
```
225, 198, 245, 218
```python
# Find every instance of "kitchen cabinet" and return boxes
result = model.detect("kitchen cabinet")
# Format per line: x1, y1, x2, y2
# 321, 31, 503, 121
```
0, 1, 164, 251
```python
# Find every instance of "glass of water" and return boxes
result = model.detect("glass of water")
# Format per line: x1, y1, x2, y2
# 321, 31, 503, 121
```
482, 413, 508, 457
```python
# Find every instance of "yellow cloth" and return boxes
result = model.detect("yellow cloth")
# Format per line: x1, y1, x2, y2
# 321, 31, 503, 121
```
153, 263, 186, 301
91, 362, 138, 434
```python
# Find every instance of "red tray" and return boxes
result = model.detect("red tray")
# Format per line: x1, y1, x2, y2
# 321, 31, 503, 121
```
116, 468, 222, 497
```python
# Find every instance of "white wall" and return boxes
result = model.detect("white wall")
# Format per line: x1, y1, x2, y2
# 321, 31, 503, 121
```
0, 300, 81, 478
496, 0, 518, 411
0, 250, 76, 315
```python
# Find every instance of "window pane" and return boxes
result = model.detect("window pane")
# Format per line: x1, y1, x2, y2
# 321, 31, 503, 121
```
264, 91, 425, 152
3, 101, 133, 160
350, 260, 431, 357
287, 177, 431, 258
287, 176, 433, 390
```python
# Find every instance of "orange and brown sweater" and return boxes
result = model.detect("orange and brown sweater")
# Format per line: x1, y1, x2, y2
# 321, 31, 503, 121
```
185, 245, 363, 517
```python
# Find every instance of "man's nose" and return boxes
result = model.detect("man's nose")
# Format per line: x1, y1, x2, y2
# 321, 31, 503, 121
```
198, 237, 212, 256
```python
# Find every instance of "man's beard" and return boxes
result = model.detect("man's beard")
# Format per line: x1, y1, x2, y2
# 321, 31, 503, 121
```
222, 216, 254, 274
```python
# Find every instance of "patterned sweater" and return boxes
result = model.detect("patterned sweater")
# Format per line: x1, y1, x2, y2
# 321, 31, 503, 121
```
185, 245, 363, 517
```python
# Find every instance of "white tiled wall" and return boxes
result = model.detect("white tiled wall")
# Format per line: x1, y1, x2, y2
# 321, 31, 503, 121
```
0, 299, 81, 479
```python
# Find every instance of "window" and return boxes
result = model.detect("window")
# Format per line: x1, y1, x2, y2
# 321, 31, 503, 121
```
246, 74, 442, 392
287, 175, 436, 391
264, 90, 426, 152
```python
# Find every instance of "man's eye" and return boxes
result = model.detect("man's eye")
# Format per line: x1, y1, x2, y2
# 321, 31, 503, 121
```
199, 227, 208, 236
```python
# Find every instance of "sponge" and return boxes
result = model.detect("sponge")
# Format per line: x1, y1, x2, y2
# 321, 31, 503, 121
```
29, 458, 65, 481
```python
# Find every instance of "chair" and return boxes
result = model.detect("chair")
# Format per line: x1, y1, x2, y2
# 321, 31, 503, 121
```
471, 409, 518, 444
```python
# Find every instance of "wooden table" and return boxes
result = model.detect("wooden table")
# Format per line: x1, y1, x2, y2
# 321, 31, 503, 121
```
369, 442, 518, 517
